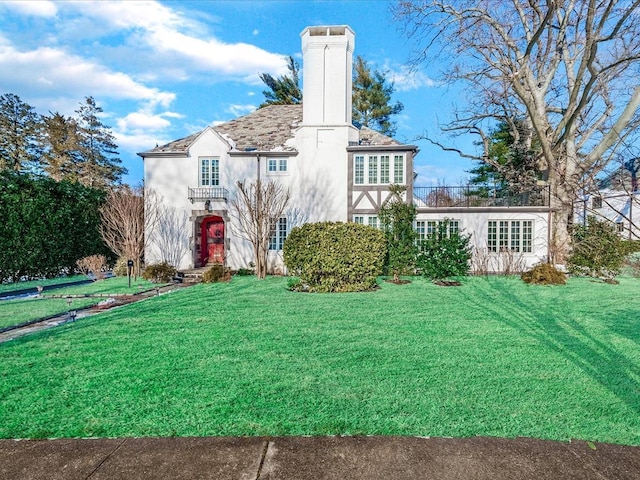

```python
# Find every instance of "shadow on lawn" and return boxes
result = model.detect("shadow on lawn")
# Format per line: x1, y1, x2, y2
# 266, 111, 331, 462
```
469, 278, 640, 416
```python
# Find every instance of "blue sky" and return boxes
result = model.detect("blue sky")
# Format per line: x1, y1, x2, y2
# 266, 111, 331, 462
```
0, 0, 477, 186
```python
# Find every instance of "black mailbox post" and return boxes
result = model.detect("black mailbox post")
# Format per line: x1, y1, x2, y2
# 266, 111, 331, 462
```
127, 260, 134, 288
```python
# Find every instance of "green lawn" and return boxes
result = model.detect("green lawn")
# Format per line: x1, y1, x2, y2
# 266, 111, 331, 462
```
1, 275, 639, 444
0, 277, 158, 329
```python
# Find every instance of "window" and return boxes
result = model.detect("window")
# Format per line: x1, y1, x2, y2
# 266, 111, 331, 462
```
488, 220, 533, 253
417, 220, 459, 239
200, 158, 219, 186
394, 155, 404, 184
353, 154, 405, 185
355, 156, 364, 184
353, 216, 364, 224
368, 216, 378, 229
617, 221, 625, 233
269, 217, 287, 251
592, 196, 603, 209
380, 155, 390, 184
267, 158, 287, 174
368, 155, 378, 184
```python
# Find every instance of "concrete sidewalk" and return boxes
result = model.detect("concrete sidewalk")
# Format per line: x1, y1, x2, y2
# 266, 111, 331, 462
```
1, 436, 639, 479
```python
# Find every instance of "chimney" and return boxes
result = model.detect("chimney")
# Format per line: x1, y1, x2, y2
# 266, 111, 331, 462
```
300, 26, 355, 126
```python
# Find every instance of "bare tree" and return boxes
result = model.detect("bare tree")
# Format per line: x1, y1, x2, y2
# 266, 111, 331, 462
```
100, 185, 160, 277
230, 179, 291, 279
395, 1, 640, 261
153, 204, 190, 267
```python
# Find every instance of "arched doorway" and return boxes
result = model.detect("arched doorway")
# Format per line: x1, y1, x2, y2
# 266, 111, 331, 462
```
200, 216, 225, 265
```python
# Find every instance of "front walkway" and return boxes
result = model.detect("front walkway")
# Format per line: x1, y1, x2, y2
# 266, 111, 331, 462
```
2, 435, 639, 479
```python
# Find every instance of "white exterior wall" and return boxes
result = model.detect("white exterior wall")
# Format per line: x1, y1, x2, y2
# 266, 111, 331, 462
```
416, 210, 551, 273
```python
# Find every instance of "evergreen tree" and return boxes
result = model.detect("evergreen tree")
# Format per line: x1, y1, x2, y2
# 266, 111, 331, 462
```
352, 56, 404, 137
0, 93, 42, 172
378, 185, 417, 283
259, 56, 302, 108
40, 112, 81, 182
468, 120, 540, 196
75, 96, 126, 188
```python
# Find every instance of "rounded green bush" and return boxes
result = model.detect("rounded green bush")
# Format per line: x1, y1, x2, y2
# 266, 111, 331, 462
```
283, 222, 387, 292
142, 262, 176, 283
202, 264, 230, 283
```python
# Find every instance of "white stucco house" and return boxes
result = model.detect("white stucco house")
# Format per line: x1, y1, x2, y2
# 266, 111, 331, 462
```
140, 25, 554, 274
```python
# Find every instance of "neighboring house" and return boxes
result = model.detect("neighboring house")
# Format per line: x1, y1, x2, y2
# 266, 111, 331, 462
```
575, 188, 640, 240
140, 25, 553, 274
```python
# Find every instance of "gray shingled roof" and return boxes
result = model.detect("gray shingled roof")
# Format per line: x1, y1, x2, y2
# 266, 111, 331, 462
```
142, 104, 402, 155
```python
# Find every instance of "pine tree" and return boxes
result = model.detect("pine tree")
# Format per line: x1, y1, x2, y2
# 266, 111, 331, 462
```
0, 93, 42, 172
75, 96, 126, 188
259, 56, 302, 108
40, 112, 82, 182
352, 56, 404, 137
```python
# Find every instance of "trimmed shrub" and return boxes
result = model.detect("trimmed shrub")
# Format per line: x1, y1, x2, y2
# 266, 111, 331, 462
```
142, 262, 176, 283
568, 216, 626, 280
202, 264, 231, 283
521, 263, 566, 285
625, 251, 640, 278
283, 222, 387, 292
416, 220, 472, 281
112, 257, 129, 277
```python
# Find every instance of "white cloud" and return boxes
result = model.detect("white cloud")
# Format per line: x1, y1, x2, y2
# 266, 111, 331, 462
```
117, 111, 184, 132
383, 62, 438, 91
69, 1, 288, 79
3, 0, 57, 17
226, 104, 256, 117
0, 42, 175, 108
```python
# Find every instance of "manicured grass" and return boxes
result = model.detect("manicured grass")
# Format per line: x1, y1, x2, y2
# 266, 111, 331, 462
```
0, 275, 87, 295
1, 275, 639, 444
0, 277, 159, 329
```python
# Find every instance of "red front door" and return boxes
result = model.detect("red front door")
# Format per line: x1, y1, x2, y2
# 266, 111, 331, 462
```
201, 216, 225, 265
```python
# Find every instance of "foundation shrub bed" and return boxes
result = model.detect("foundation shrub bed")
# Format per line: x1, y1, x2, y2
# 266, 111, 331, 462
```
142, 262, 176, 283
283, 222, 386, 292
202, 264, 231, 283
568, 216, 626, 281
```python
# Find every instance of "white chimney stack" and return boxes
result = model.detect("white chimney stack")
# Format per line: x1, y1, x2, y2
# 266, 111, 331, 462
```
300, 25, 355, 126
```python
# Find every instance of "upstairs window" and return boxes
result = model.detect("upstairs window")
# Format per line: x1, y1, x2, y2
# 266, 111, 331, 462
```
354, 156, 365, 185
352, 154, 405, 185
200, 158, 219, 186
267, 158, 288, 174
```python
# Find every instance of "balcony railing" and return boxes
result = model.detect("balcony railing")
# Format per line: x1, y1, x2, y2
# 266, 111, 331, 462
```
188, 187, 229, 203
413, 186, 550, 208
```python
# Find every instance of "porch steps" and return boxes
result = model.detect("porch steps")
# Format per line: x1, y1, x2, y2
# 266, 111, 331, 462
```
178, 267, 209, 284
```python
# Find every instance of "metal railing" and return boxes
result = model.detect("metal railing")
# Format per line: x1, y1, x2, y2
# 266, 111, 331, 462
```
188, 187, 229, 203
413, 185, 550, 208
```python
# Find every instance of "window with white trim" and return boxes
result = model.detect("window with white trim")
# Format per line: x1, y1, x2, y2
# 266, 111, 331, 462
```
380, 155, 390, 183
354, 156, 364, 185
200, 158, 220, 186
368, 155, 378, 184
416, 219, 459, 239
487, 220, 533, 253
353, 216, 364, 224
269, 217, 288, 251
353, 154, 405, 185
394, 155, 404, 184
267, 158, 287, 174
368, 216, 379, 229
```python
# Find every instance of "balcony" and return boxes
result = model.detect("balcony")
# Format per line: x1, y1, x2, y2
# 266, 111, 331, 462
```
188, 187, 229, 203
413, 186, 550, 208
